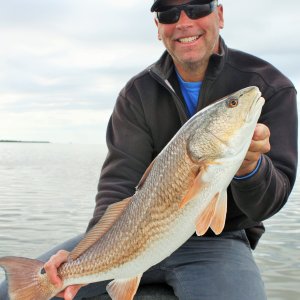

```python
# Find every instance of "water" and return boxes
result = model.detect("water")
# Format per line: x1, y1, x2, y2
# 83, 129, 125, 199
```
0, 143, 299, 299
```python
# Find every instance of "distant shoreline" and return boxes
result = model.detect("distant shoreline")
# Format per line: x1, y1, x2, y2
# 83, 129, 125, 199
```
0, 140, 50, 144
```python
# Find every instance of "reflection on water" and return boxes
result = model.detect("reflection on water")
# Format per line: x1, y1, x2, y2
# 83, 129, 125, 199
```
0, 143, 299, 299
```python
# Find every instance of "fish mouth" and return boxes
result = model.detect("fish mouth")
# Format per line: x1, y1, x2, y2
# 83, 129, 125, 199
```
247, 92, 265, 123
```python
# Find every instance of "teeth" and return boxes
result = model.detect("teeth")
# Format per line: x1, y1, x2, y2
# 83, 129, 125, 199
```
178, 35, 199, 43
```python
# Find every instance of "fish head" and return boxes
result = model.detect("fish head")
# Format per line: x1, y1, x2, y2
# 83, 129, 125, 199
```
187, 86, 265, 163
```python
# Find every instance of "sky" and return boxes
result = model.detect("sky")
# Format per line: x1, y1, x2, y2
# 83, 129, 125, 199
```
0, 0, 299, 144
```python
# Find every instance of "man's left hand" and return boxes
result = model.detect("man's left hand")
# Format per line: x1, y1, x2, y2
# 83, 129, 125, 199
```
235, 123, 271, 177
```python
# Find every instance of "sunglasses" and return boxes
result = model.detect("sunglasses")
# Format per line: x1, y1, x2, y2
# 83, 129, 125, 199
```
156, 0, 218, 24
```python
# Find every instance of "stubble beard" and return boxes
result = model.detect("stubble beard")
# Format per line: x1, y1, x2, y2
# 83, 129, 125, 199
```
173, 39, 219, 79
174, 56, 210, 80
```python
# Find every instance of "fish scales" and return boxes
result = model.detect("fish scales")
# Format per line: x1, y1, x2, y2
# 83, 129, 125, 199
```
60, 133, 196, 280
0, 86, 265, 300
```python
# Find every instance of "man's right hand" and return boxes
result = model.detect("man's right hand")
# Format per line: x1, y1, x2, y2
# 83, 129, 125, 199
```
43, 250, 84, 300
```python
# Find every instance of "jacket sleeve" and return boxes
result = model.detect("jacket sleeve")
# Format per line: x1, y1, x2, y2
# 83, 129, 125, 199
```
230, 87, 298, 222
86, 84, 154, 231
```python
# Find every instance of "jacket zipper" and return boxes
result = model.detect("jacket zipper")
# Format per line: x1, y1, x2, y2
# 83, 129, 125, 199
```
149, 69, 189, 124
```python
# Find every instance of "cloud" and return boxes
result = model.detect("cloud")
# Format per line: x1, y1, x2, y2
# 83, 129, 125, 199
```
0, 108, 112, 144
0, 0, 299, 143
221, 0, 300, 55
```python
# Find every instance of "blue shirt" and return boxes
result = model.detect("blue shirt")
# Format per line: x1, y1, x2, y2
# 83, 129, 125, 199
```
175, 70, 202, 117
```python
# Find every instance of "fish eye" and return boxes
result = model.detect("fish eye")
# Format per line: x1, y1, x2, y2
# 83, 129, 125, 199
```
228, 99, 239, 108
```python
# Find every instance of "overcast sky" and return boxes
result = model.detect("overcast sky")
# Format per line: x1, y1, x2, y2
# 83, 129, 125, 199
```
0, 0, 299, 144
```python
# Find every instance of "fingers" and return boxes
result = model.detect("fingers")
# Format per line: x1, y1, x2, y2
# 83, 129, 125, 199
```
249, 124, 271, 154
249, 137, 270, 154
43, 251, 84, 300
253, 123, 270, 141
43, 250, 70, 288
63, 285, 84, 300
243, 149, 261, 162
55, 284, 83, 300
249, 140, 270, 154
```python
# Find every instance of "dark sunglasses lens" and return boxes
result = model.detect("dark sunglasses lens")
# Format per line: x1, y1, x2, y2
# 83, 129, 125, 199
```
157, 3, 214, 24
157, 8, 180, 24
186, 5, 212, 19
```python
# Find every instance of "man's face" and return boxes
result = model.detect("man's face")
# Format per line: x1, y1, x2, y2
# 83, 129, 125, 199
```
155, 0, 224, 72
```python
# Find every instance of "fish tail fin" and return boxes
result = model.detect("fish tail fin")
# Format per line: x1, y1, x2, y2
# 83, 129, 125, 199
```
0, 256, 55, 300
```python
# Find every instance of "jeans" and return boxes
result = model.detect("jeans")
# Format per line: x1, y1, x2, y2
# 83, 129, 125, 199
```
0, 230, 266, 300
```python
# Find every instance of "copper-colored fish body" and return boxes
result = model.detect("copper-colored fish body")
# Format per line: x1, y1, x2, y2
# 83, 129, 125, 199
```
59, 134, 199, 282
0, 86, 265, 300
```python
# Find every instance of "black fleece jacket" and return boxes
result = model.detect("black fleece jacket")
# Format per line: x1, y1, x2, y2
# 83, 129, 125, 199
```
87, 38, 298, 249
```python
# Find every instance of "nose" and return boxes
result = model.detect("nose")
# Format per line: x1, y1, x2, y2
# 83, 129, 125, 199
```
176, 11, 193, 29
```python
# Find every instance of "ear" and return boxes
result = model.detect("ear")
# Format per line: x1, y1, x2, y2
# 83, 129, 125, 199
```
217, 5, 224, 29
154, 17, 162, 40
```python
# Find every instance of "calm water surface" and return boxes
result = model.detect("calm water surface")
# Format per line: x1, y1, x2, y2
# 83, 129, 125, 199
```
0, 143, 299, 299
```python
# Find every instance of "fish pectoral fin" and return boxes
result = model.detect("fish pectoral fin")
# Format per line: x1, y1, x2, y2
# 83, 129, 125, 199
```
210, 190, 227, 235
195, 192, 219, 236
107, 274, 142, 300
179, 167, 206, 209
70, 197, 132, 260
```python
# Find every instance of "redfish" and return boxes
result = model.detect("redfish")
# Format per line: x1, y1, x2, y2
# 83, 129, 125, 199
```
0, 86, 264, 300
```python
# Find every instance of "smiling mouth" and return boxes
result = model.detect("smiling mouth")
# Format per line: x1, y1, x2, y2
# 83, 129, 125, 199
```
177, 35, 200, 44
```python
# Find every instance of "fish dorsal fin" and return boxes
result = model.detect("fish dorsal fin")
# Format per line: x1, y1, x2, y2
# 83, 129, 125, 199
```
210, 190, 227, 235
107, 274, 142, 300
195, 192, 219, 236
70, 197, 132, 260
179, 166, 206, 208
136, 159, 155, 190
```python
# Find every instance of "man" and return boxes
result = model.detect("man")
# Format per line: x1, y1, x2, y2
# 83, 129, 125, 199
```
1, 0, 297, 299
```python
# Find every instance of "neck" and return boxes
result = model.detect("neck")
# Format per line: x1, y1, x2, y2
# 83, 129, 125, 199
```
174, 59, 208, 82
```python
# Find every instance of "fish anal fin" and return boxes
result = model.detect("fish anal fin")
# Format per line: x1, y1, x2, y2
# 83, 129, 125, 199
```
195, 192, 219, 236
210, 190, 227, 235
136, 160, 155, 190
70, 197, 132, 260
107, 274, 142, 300
179, 167, 205, 209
